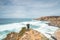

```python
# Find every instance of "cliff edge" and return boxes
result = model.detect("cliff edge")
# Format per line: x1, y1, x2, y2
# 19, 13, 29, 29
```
3, 27, 48, 40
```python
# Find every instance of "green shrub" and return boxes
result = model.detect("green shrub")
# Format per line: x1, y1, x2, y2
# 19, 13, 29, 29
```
19, 27, 26, 36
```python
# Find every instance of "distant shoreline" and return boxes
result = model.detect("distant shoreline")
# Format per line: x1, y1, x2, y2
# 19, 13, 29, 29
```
35, 16, 60, 28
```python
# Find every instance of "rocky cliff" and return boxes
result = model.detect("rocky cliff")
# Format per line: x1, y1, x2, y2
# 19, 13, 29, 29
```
35, 16, 60, 27
55, 29, 60, 40
3, 27, 48, 40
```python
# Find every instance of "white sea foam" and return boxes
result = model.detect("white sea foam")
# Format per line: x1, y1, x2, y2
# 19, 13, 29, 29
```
0, 22, 27, 40
0, 20, 59, 40
21, 21, 59, 39
0, 23, 27, 32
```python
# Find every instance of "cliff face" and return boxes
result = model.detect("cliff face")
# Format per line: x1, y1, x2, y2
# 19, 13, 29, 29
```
55, 29, 60, 40
4, 32, 18, 40
3, 27, 48, 40
35, 16, 60, 27
19, 29, 48, 40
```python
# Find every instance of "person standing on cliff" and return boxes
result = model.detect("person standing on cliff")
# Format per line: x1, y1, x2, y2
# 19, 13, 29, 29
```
26, 24, 30, 30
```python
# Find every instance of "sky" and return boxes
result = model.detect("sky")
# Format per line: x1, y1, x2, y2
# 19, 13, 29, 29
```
0, 0, 60, 18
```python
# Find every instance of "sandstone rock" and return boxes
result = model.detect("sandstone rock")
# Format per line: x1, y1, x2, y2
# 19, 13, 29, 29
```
3, 28, 48, 40
4, 32, 18, 40
20, 29, 48, 40
35, 16, 60, 27
55, 29, 60, 40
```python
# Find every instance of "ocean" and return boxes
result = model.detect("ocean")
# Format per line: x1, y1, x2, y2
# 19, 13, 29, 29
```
0, 18, 32, 25
0, 18, 59, 40
0, 18, 32, 40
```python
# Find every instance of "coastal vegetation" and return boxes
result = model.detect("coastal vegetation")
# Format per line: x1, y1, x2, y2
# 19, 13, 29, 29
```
3, 27, 49, 40
3, 27, 27, 40
18, 27, 27, 37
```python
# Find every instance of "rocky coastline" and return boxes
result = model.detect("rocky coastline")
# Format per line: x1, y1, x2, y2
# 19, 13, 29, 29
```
3, 27, 48, 40
35, 16, 60, 28
35, 16, 60, 40
3, 16, 60, 40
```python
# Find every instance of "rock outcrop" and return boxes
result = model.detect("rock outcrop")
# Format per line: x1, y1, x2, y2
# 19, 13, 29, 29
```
35, 16, 60, 27
55, 29, 60, 40
19, 29, 48, 40
3, 27, 48, 40
4, 32, 18, 40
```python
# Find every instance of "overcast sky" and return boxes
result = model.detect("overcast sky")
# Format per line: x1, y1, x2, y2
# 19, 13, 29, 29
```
0, 0, 60, 18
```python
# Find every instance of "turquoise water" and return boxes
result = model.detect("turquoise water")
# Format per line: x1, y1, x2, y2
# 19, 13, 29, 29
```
0, 18, 32, 25
0, 18, 32, 40
0, 18, 59, 40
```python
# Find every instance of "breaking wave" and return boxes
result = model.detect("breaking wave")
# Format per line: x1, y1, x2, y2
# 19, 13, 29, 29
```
0, 20, 59, 40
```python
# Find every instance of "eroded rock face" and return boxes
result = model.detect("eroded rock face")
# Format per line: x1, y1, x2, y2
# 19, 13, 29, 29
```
35, 16, 60, 27
20, 29, 48, 40
55, 29, 60, 40
4, 29, 48, 40
4, 32, 18, 40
